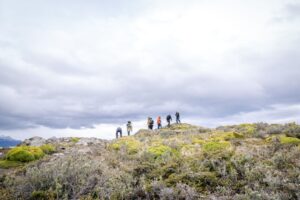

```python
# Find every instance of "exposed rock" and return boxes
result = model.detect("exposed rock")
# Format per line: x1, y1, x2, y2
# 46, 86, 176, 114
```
53, 153, 64, 157
22, 136, 46, 146
46, 136, 58, 143
76, 137, 107, 147
77, 147, 93, 154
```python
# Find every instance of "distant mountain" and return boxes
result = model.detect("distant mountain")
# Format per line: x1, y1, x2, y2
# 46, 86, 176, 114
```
0, 135, 21, 148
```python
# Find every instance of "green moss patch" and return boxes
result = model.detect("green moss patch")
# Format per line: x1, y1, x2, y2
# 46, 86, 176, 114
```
279, 136, 300, 145
147, 145, 176, 158
192, 138, 205, 144
110, 137, 142, 155
40, 144, 56, 154
168, 123, 198, 130
71, 137, 80, 143
0, 160, 23, 169
238, 124, 256, 136
31, 190, 56, 200
202, 141, 231, 155
209, 132, 244, 142
6, 146, 45, 162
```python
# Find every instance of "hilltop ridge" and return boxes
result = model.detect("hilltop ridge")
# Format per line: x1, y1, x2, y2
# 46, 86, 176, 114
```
0, 122, 299, 199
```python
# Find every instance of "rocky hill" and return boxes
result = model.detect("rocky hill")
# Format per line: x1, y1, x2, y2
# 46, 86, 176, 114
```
0, 123, 299, 200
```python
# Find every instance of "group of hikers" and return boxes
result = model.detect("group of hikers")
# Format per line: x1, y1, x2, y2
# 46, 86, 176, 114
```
116, 112, 181, 138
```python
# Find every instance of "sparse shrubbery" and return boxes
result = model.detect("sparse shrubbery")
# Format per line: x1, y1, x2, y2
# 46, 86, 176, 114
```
1, 123, 300, 199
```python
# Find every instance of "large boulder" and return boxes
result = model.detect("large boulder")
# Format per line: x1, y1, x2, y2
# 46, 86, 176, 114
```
22, 136, 46, 147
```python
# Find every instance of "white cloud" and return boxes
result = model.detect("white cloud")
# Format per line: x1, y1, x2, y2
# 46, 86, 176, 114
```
0, 0, 299, 138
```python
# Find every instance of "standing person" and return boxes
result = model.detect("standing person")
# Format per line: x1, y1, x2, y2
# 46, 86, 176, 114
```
166, 114, 172, 127
116, 127, 122, 139
147, 117, 154, 130
127, 121, 132, 136
157, 116, 162, 129
149, 117, 154, 130
175, 111, 181, 124
147, 117, 151, 129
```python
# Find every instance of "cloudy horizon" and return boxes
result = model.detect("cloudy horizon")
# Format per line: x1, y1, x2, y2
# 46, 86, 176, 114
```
0, 0, 300, 140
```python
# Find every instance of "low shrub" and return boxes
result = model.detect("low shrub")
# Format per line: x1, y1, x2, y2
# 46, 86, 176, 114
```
110, 137, 142, 155
284, 122, 300, 139
238, 124, 256, 136
147, 145, 175, 158
71, 137, 80, 143
168, 123, 197, 130
210, 132, 244, 141
166, 171, 218, 191
40, 144, 56, 154
279, 136, 300, 145
31, 190, 56, 200
180, 144, 200, 157
6, 146, 45, 162
0, 160, 23, 169
202, 141, 231, 155
0, 188, 14, 200
192, 138, 205, 144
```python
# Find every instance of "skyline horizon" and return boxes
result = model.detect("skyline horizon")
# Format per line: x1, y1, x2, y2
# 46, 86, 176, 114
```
1, 0, 299, 139
1, 110, 299, 141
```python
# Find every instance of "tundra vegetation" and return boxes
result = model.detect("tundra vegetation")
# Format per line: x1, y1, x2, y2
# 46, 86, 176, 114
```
0, 123, 299, 200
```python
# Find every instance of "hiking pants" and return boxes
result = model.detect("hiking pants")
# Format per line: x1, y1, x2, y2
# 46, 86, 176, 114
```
158, 123, 162, 129
116, 130, 122, 138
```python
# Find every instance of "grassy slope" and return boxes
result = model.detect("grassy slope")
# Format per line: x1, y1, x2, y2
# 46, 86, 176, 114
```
0, 123, 300, 200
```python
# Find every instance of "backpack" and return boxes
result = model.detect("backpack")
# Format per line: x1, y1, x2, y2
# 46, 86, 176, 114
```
157, 117, 161, 124
150, 118, 154, 125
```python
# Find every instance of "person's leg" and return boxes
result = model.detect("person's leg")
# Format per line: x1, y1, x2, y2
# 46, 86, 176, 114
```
120, 130, 122, 137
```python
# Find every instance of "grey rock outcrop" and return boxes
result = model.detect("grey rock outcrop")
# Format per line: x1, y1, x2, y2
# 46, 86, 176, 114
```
23, 136, 46, 147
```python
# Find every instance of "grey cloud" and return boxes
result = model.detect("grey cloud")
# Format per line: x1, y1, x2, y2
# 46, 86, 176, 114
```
285, 3, 300, 19
0, 0, 299, 132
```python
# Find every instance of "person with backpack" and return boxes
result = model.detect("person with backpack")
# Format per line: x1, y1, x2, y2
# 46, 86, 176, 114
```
147, 117, 154, 130
166, 114, 172, 127
116, 127, 122, 138
175, 111, 181, 124
157, 116, 162, 129
127, 121, 132, 136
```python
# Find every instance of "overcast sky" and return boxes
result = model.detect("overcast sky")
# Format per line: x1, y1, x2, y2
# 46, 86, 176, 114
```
0, 0, 300, 140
